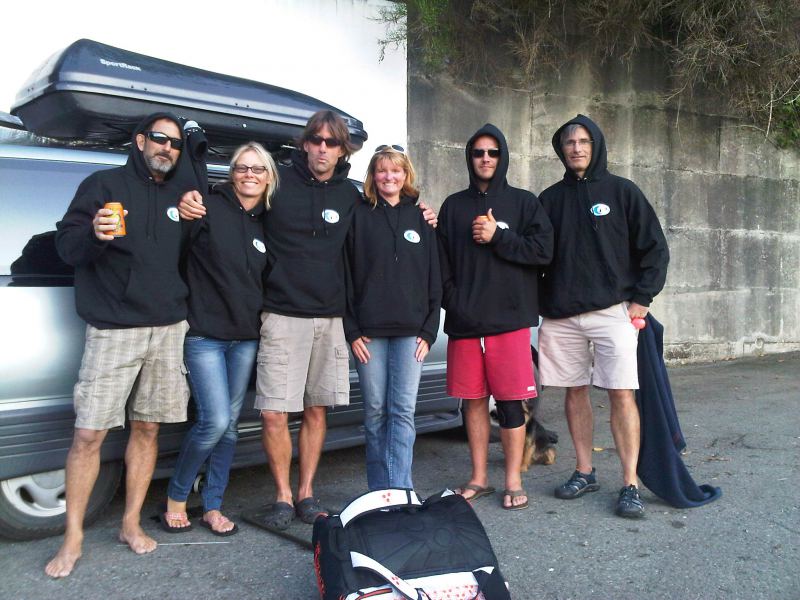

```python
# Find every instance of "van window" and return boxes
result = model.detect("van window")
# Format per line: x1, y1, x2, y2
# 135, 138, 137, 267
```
0, 157, 112, 280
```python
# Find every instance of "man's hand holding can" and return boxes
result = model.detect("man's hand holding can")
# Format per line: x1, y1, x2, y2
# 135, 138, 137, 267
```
95, 202, 127, 241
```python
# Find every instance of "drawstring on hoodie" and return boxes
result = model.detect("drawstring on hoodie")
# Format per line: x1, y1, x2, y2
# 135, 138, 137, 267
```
309, 178, 331, 237
379, 200, 401, 262
580, 178, 599, 231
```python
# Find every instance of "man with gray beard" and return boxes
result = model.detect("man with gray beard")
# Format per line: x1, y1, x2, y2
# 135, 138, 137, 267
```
46, 113, 194, 577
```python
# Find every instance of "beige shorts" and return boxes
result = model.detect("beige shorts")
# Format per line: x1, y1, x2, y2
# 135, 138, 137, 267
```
254, 312, 350, 412
73, 321, 190, 430
538, 303, 639, 390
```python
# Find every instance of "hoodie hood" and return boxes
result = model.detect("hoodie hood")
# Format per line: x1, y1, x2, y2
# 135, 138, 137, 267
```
551, 114, 608, 182
290, 147, 352, 184
466, 123, 509, 196
127, 111, 185, 183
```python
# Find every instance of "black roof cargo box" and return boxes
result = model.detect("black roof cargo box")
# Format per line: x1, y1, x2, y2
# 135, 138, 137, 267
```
11, 39, 367, 152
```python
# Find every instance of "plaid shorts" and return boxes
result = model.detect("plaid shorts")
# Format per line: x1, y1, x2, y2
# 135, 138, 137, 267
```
73, 321, 190, 430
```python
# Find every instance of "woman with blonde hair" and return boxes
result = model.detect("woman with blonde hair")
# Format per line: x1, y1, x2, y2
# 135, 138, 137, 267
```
345, 145, 441, 490
162, 142, 278, 535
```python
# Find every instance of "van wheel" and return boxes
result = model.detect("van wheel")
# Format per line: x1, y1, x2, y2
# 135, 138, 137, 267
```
0, 461, 122, 541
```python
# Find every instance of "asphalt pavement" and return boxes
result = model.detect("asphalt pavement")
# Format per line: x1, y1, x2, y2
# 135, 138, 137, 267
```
1, 352, 797, 599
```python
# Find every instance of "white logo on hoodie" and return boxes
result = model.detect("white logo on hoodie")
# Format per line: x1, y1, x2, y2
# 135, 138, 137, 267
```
322, 209, 340, 224
403, 230, 421, 243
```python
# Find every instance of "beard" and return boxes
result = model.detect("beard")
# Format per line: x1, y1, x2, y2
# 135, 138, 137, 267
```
146, 153, 175, 175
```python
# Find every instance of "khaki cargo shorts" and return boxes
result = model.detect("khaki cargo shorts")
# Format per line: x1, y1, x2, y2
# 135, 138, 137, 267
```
73, 321, 190, 430
538, 302, 639, 390
255, 312, 350, 413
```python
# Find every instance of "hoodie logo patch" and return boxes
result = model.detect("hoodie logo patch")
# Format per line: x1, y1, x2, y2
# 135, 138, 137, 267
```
321, 209, 340, 224
403, 230, 421, 244
590, 203, 610, 217
253, 239, 266, 253
496, 221, 509, 230
166, 207, 180, 222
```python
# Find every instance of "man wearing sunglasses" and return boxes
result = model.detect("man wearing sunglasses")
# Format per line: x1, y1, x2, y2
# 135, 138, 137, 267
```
437, 124, 553, 512
47, 113, 196, 578
537, 114, 669, 519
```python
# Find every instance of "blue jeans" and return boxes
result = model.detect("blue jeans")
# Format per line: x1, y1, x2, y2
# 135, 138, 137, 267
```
167, 336, 258, 512
355, 336, 423, 490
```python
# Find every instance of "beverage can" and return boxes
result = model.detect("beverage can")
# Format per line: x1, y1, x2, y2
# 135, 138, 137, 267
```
104, 202, 126, 237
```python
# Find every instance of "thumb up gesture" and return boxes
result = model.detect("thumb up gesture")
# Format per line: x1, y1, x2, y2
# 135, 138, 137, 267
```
472, 208, 497, 244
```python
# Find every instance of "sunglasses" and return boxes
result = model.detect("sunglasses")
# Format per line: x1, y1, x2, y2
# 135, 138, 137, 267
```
144, 130, 183, 150
375, 144, 405, 154
233, 164, 268, 174
471, 148, 501, 158
307, 134, 342, 148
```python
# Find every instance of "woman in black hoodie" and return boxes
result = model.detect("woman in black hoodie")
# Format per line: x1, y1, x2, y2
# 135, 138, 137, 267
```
345, 146, 441, 490
162, 142, 278, 535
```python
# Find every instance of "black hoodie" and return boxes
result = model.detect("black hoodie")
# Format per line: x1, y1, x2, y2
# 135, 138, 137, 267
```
538, 114, 669, 319
262, 149, 362, 318
55, 112, 194, 329
437, 124, 554, 339
344, 195, 441, 345
183, 182, 267, 340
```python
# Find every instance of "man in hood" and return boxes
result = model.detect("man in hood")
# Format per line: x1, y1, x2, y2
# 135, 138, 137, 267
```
47, 113, 193, 577
437, 124, 553, 510
538, 114, 669, 518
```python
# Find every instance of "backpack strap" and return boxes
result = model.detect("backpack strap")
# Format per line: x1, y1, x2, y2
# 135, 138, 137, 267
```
350, 551, 425, 600
350, 552, 509, 600
339, 489, 423, 527
473, 567, 512, 600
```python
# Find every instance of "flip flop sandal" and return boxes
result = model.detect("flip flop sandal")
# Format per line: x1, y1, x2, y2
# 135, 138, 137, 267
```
200, 513, 239, 537
295, 497, 328, 524
159, 510, 193, 533
454, 483, 496, 502
502, 489, 529, 511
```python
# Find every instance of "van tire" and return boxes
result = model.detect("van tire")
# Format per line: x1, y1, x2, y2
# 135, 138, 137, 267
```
0, 461, 122, 541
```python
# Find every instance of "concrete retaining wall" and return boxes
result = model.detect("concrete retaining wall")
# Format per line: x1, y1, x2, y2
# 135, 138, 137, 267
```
408, 54, 800, 361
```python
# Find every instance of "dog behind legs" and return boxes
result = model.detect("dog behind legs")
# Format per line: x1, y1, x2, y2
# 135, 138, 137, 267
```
521, 396, 558, 471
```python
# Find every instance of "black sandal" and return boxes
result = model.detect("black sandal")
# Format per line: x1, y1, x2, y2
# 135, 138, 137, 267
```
295, 497, 328, 524
247, 501, 295, 531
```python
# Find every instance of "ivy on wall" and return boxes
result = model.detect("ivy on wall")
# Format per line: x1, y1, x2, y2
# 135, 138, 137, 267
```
379, 0, 800, 149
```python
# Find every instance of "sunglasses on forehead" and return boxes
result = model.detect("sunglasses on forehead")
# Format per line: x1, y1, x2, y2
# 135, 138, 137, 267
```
144, 130, 183, 150
374, 144, 405, 154
471, 148, 501, 158
307, 134, 342, 148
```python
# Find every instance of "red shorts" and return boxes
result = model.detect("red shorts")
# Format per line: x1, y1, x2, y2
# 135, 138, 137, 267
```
446, 328, 537, 401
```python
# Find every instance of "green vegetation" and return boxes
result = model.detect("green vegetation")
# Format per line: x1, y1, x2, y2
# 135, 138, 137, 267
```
380, 0, 800, 149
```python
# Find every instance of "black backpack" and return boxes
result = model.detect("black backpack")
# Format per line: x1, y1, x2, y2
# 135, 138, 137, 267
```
312, 488, 511, 600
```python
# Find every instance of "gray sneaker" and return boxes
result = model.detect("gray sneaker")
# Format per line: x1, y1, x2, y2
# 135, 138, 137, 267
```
615, 484, 645, 518
554, 468, 600, 499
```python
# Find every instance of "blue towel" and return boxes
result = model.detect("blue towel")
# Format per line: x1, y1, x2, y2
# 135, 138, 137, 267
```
636, 314, 721, 508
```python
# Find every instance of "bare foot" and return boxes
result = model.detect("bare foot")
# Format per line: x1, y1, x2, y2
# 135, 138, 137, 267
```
45, 534, 83, 578
118, 524, 157, 555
